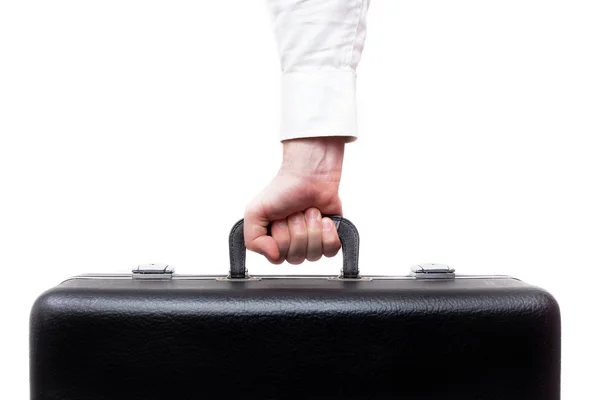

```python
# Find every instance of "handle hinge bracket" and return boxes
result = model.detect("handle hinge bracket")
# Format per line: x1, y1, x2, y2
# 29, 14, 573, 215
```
132, 263, 174, 280
411, 263, 455, 280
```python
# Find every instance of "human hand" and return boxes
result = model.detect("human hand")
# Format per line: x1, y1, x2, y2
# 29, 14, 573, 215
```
244, 137, 346, 264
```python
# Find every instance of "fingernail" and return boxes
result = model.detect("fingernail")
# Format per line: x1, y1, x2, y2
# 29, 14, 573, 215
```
323, 218, 332, 231
273, 220, 284, 230
307, 208, 320, 222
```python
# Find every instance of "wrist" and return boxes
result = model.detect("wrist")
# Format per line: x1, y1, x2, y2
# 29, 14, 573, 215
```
280, 137, 345, 181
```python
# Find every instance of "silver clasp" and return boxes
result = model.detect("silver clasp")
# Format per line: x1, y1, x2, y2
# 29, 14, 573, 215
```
132, 263, 174, 279
411, 263, 455, 279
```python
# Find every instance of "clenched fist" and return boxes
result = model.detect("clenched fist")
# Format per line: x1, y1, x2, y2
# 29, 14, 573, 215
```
244, 137, 346, 264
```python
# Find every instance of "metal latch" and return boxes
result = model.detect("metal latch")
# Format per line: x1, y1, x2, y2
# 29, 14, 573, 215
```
411, 263, 455, 279
132, 263, 174, 279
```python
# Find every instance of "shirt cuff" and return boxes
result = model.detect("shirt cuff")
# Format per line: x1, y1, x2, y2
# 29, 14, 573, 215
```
280, 70, 358, 143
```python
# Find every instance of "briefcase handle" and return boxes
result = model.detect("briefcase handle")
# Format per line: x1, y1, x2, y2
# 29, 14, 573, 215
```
228, 215, 360, 279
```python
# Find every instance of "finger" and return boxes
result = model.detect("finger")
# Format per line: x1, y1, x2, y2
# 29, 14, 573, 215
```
286, 211, 308, 265
244, 205, 280, 262
322, 217, 341, 258
270, 219, 290, 265
305, 207, 323, 262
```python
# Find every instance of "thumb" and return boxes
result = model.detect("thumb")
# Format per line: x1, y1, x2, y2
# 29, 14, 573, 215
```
243, 207, 280, 262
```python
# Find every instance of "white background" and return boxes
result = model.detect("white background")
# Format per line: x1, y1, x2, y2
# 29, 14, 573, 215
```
1, 1, 598, 398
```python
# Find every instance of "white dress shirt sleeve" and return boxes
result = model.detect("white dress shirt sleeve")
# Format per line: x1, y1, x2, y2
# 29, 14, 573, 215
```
266, 0, 371, 143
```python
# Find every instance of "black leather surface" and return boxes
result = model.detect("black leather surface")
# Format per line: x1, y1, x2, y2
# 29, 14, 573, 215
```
30, 276, 561, 399
229, 215, 360, 279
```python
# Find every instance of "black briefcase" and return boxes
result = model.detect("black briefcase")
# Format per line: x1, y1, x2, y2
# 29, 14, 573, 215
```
30, 217, 561, 399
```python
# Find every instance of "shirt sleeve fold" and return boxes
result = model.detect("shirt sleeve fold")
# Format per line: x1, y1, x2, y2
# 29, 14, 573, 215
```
266, 0, 371, 142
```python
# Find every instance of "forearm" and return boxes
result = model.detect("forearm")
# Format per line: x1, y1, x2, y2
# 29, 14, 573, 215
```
280, 137, 345, 182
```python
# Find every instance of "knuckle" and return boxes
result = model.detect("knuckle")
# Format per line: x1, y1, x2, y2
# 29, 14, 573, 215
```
286, 257, 304, 265
273, 231, 290, 245
307, 253, 322, 262
272, 219, 287, 229
275, 241, 291, 253
324, 251, 337, 258
307, 224, 322, 234
291, 230, 308, 240
322, 236, 336, 247
324, 245, 340, 258
286, 248, 306, 264
271, 257, 285, 265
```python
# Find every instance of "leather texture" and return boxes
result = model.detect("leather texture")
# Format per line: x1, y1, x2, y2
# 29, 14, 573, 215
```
229, 215, 360, 279
30, 276, 561, 400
